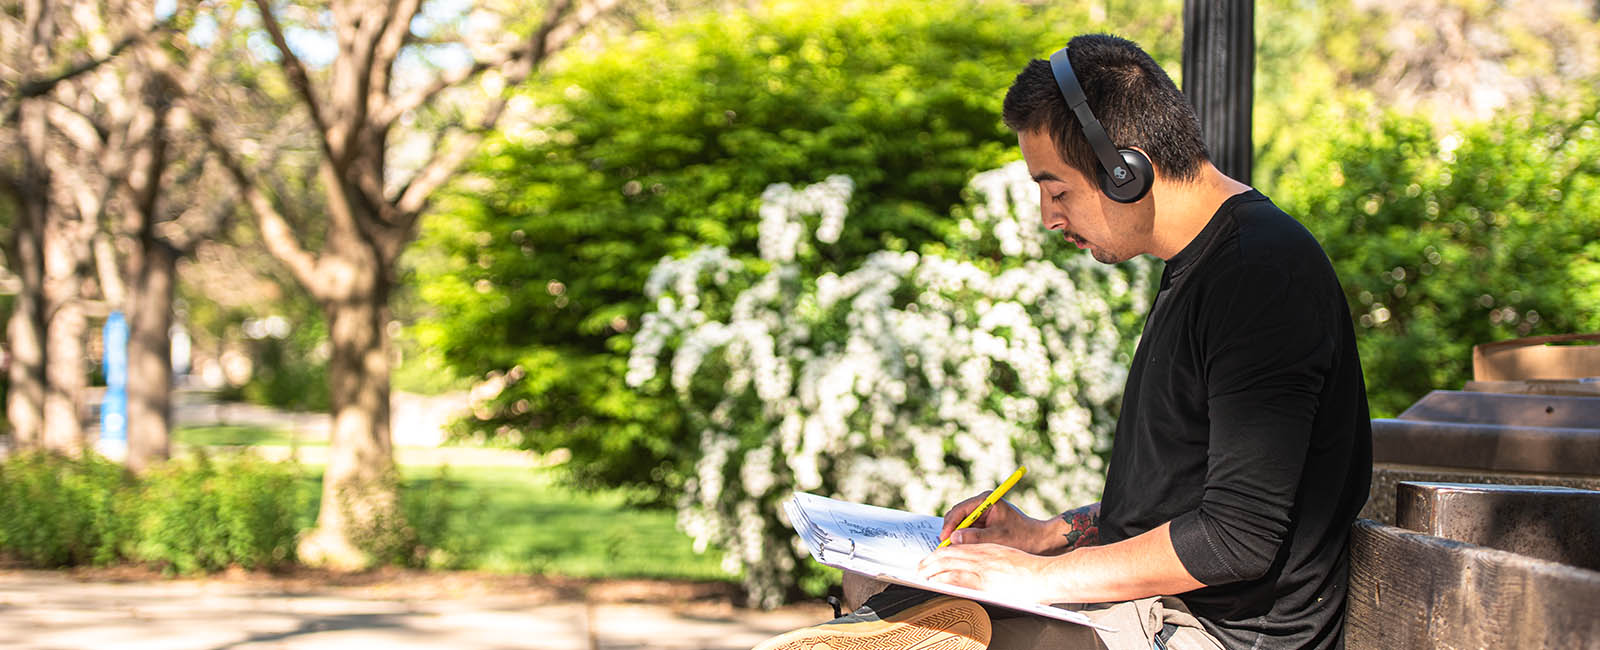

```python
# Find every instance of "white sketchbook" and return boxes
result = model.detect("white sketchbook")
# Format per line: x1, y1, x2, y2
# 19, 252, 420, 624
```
784, 491, 1110, 631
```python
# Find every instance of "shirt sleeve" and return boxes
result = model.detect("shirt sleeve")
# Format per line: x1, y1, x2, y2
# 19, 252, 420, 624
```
1167, 263, 1335, 585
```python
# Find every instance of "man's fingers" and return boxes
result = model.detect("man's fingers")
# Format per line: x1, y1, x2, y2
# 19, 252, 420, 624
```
949, 526, 1000, 546
917, 545, 990, 588
940, 492, 993, 539
925, 567, 982, 589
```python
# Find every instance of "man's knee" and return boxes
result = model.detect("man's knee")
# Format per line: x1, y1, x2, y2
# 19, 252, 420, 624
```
841, 570, 892, 611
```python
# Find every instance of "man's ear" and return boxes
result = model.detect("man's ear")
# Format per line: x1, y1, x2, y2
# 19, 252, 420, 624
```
1128, 146, 1159, 182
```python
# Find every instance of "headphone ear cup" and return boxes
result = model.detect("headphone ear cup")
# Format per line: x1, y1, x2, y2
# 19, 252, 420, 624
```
1098, 148, 1154, 203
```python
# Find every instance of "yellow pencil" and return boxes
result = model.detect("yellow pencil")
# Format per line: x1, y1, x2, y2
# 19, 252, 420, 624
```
937, 466, 1027, 548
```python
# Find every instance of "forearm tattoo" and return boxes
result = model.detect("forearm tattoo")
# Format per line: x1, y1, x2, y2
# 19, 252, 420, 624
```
1059, 503, 1101, 550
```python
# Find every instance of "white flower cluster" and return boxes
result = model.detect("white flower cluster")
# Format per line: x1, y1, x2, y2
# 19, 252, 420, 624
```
759, 175, 854, 260
629, 162, 1154, 607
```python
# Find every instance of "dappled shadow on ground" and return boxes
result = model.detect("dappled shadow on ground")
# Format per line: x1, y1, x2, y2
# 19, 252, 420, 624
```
206, 612, 422, 650
0, 569, 825, 650
26, 564, 741, 604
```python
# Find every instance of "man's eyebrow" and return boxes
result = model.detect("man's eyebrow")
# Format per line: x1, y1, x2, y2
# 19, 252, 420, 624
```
1031, 171, 1063, 183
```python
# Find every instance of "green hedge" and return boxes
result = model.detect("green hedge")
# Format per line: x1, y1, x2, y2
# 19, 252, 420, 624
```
1268, 96, 1600, 415
0, 451, 302, 573
0, 451, 494, 574
131, 453, 303, 573
0, 451, 129, 566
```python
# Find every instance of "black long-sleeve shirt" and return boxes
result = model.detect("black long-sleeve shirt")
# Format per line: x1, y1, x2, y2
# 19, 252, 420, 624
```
1099, 190, 1372, 650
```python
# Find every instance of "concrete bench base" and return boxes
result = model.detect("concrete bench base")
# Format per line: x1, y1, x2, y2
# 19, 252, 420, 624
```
1396, 481, 1600, 572
1347, 519, 1600, 650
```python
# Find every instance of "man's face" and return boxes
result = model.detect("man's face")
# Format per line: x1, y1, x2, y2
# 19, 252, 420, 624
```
1018, 130, 1146, 264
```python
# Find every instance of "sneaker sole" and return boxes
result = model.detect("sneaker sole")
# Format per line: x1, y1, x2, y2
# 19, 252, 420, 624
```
753, 596, 990, 650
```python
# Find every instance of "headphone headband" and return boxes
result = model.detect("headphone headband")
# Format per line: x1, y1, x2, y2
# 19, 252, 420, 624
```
1046, 46, 1152, 203
1048, 47, 1136, 188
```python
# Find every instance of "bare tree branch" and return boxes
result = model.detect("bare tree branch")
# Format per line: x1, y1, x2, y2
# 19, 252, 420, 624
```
510, 0, 619, 86
389, 0, 618, 219
375, 0, 584, 128
42, 102, 103, 153
93, 232, 126, 306
44, 145, 102, 224
252, 0, 339, 161
166, 195, 237, 254
391, 127, 475, 217
124, 77, 171, 232
372, 53, 499, 128
365, 0, 424, 125
1, 12, 179, 126
366, 0, 424, 98
185, 97, 324, 293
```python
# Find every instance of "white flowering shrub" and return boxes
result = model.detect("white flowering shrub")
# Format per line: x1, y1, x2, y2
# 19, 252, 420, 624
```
627, 163, 1155, 607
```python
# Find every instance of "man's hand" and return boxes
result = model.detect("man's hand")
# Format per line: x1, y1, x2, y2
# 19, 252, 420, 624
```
938, 492, 1054, 554
918, 521, 1208, 605
916, 542, 1057, 605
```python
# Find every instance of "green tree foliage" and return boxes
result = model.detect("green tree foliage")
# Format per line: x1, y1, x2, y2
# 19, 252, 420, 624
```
412, 0, 1180, 498
1268, 95, 1600, 416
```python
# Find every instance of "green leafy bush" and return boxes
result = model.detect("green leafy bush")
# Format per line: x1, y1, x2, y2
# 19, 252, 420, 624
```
399, 466, 487, 569
340, 466, 485, 569
0, 451, 130, 567
129, 453, 304, 573
0, 453, 494, 573
413, 0, 1181, 498
1268, 95, 1600, 415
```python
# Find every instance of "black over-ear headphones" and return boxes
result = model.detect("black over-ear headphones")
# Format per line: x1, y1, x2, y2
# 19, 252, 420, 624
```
1048, 47, 1153, 204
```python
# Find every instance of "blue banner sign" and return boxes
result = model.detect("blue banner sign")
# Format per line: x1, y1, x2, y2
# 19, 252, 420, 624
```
102, 311, 128, 444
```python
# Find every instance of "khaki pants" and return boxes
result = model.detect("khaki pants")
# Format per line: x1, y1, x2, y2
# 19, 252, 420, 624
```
845, 572, 1223, 650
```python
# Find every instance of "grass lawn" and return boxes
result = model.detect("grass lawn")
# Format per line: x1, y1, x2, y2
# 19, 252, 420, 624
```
173, 424, 730, 581
289, 464, 732, 582
174, 425, 314, 447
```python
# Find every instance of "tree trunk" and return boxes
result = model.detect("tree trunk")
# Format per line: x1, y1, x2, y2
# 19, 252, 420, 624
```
296, 232, 397, 569
32, 91, 94, 453
125, 236, 175, 472
40, 302, 87, 452
121, 64, 176, 474
4, 104, 49, 449
39, 167, 95, 453
41, 257, 89, 453
4, 265, 46, 449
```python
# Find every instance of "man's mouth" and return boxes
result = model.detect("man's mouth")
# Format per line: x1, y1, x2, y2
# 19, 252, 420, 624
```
1066, 233, 1089, 249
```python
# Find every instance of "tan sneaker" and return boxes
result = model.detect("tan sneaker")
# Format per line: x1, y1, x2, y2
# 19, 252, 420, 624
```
753, 589, 990, 650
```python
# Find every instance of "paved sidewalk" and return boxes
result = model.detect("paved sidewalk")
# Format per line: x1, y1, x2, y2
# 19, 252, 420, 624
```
173, 389, 472, 448
0, 571, 830, 649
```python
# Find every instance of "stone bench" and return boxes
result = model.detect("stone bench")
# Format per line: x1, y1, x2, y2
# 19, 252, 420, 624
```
1362, 390, 1600, 524
1345, 481, 1600, 649
1394, 481, 1600, 571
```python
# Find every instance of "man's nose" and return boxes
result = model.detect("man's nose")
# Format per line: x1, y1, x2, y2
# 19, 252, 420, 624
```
1040, 201, 1066, 231
1038, 188, 1062, 229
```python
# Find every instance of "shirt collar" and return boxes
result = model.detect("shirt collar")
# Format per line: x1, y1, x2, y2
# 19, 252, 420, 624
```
1161, 189, 1262, 286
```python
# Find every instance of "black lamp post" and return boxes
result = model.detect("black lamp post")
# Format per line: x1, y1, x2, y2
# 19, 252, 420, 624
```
1183, 0, 1255, 185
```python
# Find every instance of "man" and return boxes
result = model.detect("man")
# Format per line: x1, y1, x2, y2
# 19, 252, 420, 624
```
754, 33, 1370, 650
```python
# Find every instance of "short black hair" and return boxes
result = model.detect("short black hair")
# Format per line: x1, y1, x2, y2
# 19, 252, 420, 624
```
1003, 34, 1209, 184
